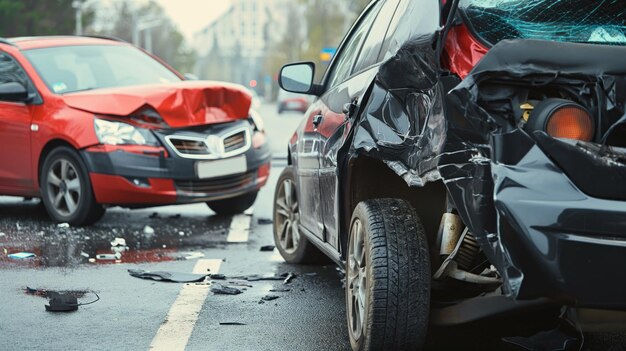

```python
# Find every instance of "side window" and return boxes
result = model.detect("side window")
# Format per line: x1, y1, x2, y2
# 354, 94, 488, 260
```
326, 2, 382, 88
353, 0, 399, 73
0, 52, 29, 88
379, 0, 440, 62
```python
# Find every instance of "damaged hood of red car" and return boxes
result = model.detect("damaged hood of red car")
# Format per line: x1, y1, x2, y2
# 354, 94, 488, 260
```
62, 81, 252, 128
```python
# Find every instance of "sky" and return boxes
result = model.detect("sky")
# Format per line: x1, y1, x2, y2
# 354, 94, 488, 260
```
154, 0, 232, 40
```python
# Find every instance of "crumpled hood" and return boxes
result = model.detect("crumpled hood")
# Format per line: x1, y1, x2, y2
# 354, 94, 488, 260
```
62, 81, 252, 128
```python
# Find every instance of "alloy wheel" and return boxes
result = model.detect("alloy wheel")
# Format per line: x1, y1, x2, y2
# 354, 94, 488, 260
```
275, 178, 300, 254
348, 218, 367, 340
46, 159, 82, 217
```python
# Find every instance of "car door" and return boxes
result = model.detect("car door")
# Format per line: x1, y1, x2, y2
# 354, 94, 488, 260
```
313, 0, 400, 247
0, 51, 34, 193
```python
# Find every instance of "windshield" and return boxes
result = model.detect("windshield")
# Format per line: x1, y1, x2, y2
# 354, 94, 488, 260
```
460, 0, 626, 46
23, 45, 182, 94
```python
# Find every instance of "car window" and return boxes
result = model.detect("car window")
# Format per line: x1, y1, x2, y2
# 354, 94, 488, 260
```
0, 51, 30, 89
326, 2, 382, 89
353, 0, 400, 73
23, 45, 182, 94
379, 0, 440, 62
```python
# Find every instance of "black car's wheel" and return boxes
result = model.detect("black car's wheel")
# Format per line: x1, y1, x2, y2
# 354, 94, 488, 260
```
40, 146, 105, 226
273, 166, 326, 263
206, 191, 258, 216
347, 198, 430, 351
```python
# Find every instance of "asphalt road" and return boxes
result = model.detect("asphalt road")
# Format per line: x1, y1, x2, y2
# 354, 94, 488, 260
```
0, 103, 623, 351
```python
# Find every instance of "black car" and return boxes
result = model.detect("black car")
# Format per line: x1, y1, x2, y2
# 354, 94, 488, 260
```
272, 0, 626, 349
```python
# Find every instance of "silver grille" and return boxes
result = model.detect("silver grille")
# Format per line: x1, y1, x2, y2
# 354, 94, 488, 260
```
165, 127, 251, 160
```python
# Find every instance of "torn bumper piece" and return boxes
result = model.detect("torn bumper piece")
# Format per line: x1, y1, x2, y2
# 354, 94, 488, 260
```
490, 129, 626, 308
81, 120, 271, 206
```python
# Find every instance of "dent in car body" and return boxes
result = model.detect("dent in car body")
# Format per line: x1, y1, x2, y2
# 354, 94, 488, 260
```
342, 26, 626, 305
62, 81, 253, 128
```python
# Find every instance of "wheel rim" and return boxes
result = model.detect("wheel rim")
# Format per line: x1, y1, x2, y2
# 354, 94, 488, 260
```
348, 218, 367, 340
46, 159, 82, 217
275, 178, 300, 254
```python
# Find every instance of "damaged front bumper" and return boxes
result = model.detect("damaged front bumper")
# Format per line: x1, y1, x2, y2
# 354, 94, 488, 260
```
80, 121, 271, 206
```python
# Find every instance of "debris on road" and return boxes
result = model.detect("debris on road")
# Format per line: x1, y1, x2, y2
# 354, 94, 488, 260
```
261, 294, 280, 301
235, 272, 296, 282
45, 291, 100, 313
96, 253, 121, 261
7, 252, 36, 259
259, 245, 275, 252
269, 288, 291, 292
57, 223, 70, 228
257, 218, 273, 225
219, 322, 247, 325
128, 269, 208, 283
143, 225, 155, 235
211, 284, 243, 295
283, 273, 295, 285
209, 274, 226, 280
228, 281, 253, 288
175, 252, 205, 260
110, 237, 127, 247
45, 292, 79, 312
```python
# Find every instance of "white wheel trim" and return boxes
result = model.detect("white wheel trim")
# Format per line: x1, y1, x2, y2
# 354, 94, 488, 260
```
275, 178, 300, 254
348, 218, 367, 340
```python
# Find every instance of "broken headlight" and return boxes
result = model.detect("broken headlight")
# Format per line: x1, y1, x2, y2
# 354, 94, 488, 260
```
523, 98, 594, 141
94, 118, 159, 146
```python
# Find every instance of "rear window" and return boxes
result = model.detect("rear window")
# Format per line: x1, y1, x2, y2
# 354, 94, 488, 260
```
460, 0, 626, 46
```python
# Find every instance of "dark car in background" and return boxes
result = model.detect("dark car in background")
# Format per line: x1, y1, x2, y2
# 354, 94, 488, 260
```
272, 0, 626, 349
0, 36, 270, 226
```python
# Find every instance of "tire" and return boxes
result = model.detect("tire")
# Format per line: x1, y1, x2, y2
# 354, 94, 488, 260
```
346, 198, 430, 351
40, 146, 105, 226
206, 191, 258, 216
273, 166, 327, 264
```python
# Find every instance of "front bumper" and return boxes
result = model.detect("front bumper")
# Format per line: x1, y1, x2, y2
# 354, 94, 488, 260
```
491, 130, 626, 308
81, 122, 271, 206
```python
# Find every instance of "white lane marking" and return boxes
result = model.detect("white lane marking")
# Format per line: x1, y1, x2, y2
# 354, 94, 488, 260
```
149, 259, 222, 351
227, 213, 252, 243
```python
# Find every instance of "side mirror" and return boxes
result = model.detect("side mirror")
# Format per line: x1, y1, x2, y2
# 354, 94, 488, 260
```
0, 82, 29, 103
279, 62, 320, 95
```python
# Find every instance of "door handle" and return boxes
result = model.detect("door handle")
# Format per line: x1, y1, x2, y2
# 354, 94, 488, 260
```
313, 114, 323, 127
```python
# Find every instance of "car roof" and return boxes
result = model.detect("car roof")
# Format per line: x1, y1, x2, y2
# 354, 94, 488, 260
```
4, 36, 127, 50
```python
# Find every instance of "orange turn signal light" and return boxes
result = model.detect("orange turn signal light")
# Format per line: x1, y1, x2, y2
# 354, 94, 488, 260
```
546, 106, 594, 141
524, 99, 594, 142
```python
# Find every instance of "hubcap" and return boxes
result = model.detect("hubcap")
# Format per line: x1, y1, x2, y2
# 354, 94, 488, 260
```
348, 218, 367, 340
275, 178, 300, 254
47, 159, 81, 217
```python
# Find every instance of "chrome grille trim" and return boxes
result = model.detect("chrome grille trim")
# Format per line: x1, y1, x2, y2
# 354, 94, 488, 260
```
164, 127, 251, 160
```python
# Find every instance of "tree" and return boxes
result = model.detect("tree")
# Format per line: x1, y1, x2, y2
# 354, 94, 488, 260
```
0, 0, 94, 37
89, 0, 196, 74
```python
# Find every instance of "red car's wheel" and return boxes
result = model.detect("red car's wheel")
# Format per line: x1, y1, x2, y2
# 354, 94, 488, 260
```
40, 146, 105, 226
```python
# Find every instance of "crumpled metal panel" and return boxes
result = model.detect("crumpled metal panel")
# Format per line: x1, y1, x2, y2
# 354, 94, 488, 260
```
350, 34, 447, 187
62, 81, 252, 128
348, 33, 626, 300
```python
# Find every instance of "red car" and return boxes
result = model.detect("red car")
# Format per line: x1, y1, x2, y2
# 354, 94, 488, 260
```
0, 36, 271, 225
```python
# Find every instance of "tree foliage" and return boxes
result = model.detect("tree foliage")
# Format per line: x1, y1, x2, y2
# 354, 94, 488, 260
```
0, 0, 94, 37
88, 0, 196, 73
